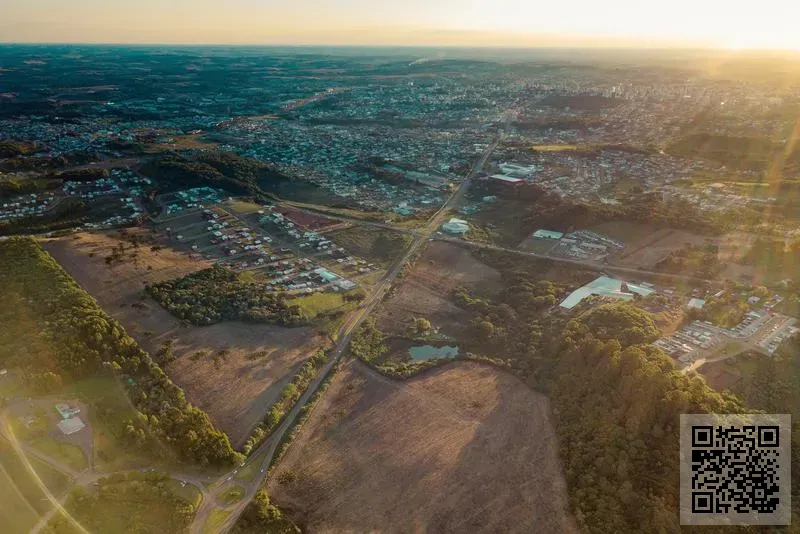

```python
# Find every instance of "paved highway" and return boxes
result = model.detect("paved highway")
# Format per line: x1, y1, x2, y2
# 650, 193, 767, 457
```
192, 133, 503, 534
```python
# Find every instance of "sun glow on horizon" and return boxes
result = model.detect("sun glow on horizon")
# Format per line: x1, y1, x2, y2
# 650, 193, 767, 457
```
1, 0, 800, 49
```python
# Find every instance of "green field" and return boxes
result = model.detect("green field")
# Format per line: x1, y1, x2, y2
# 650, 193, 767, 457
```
63, 377, 155, 472
221, 485, 245, 505
45, 472, 196, 534
0, 463, 44, 534
236, 448, 267, 483
290, 292, 351, 319
28, 438, 86, 472
223, 199, 263, 215
0, 437, 73, 533
203, 509, 232, 534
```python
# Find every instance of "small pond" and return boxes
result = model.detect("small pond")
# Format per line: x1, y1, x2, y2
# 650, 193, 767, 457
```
408, 345, 460, 361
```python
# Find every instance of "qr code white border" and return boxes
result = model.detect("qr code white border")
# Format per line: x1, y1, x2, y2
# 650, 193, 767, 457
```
680, 413, 791, 526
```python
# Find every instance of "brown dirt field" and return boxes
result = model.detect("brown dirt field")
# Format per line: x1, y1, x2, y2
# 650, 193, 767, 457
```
608, 226, 757, 279
269, 360, 577, 534
376, 241, 501, 336
41, 231, 327, 447
699, 360, 743, 392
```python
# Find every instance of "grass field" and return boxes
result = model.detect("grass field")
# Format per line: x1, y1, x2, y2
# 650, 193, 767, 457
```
28, 437, 86, 472
45, 472, 197, 534
220, 485, 245, 505
223, 199, 263, 215
203, 509, 232, 534
62, 376, 153, 472
530, 144, 583, 151
376, 241, 502, 337
0, 463, 41, 534
0, 437, 73, 533
235, 448, 267, 483
290, 292, 356, 321
269, 360, 577, 533
700, 352, 762, 392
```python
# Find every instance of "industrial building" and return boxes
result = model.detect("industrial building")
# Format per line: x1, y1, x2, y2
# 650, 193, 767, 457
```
532, 229, 564, 240
441, 218, 469, 235
57, 417, 86, 436
559, 276, 655, 310
490, 174, 525, 186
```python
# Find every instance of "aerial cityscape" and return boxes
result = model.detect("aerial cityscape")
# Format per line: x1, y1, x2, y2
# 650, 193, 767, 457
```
2, 3, 800, 533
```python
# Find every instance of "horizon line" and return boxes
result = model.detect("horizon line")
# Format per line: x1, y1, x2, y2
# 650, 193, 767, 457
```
2, 41, 800, 54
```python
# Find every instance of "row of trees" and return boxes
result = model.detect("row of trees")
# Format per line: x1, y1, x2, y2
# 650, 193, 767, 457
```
0, 238, 241, 467
242, 349, 329, 455
147, 265, 307, 326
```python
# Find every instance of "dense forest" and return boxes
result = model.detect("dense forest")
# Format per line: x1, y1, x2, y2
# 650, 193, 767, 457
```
146, 265, 307, 326
723, 338, 800, 526
140, 151, 289, 198
546, 303, 746, 532
0, 238, 240, 466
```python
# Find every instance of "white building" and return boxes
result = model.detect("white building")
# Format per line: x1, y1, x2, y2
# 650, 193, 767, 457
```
441, 218, 469, 235
57, 417, 86, 436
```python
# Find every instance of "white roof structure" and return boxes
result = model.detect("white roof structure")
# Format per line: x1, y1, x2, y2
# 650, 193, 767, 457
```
490, 174, 524, 184
688, 298, 706, 309
559, 276, 655, 310
57, 417, 86, 436
533, 229, 564, 240
441, 218, 469, 235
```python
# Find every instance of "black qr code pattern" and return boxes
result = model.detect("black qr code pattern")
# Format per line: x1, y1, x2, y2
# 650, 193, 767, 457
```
691, 425, 782, 514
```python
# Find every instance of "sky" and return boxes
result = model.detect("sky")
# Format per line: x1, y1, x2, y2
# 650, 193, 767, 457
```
2, 0, 800, 49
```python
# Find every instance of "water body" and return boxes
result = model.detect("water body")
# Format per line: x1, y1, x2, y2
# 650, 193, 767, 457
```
408, 345, 459, 361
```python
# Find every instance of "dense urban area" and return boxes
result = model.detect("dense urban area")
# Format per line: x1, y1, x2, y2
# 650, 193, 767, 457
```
2, 45, 800, 533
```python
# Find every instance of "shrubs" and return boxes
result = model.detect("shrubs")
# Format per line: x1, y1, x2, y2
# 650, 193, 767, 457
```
349, 319, 387, 363
146, 265, 306, 326
232, 489, 299, 534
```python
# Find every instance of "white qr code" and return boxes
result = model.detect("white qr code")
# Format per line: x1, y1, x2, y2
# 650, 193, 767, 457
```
680, 414, 791, 526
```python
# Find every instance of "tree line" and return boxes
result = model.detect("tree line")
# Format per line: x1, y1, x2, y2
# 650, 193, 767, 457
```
0, 238, 241, 467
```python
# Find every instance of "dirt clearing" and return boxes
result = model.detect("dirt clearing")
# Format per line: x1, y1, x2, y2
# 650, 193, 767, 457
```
42, 230, 327, 447
376, 241, 501, 336
269, 360, 576, 533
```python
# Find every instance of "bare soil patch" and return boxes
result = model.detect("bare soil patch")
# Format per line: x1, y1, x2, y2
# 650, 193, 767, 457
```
376, 241, 501, 336
603, 223, 757, 279
42, 231, 327, 447
269, 360, 577, 534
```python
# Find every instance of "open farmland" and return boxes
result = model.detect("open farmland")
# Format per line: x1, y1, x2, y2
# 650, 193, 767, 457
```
269, 360, 577, 533
42, 231, 328, 447
594, 221, 757, 278
375, 241, 501, 336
